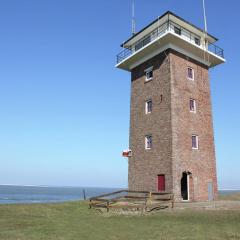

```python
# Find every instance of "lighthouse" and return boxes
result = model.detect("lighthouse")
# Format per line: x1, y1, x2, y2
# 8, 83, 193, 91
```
116, 11, 225, 201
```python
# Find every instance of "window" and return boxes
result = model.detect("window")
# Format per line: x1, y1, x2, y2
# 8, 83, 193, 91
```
145, 67, 153, 82
135, 41, 143, 51
194, 37, 200, 46
145, 135, 152, 149
174, 26, 181, 35
190, 99, 196, 113
192, 135, 199, 149
135, 35, 151, 52
142, 35, 151, 46
145, 100, 152, 114
187, 67, 194, 80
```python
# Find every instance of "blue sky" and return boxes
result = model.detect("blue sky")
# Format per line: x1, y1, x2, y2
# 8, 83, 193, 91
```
0, 0, 239, 189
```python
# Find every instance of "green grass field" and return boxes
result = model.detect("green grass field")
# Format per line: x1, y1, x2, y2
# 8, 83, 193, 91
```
0, 199, 240, 240
219, 193, 240, 201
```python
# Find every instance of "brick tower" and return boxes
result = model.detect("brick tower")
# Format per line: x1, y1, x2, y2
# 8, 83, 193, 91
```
116, 11, 225, 201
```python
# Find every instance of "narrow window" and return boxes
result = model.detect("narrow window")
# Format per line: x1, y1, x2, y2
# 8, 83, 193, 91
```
158, 175, 166, 192
192, 135, 199, 149
145, 67, 153, 82
174, 26, 181, 35
142, 35, 151, 47
194, 37, 200, 46
190, 99, 196, 113
145, 135, 152, 150
145, 100, 152, 114
135, 41, 143, 51
187, 67, 194, 80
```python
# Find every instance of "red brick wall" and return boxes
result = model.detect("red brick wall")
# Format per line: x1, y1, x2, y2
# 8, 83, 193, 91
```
128, 49, 218, 201
170, 50, 218, 201
129, 50, 172, 192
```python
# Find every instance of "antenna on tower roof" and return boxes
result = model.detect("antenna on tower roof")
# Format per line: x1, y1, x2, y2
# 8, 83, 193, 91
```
132, 0, 136, 35
202, 0, 208, 33
202, 0, 209, 62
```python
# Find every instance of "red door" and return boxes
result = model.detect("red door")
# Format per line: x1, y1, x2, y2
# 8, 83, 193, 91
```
158, 175, 165, 192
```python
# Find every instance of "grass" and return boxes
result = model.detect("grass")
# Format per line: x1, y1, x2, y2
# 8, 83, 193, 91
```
0, 200, 240, 240
219, 193, 240, 201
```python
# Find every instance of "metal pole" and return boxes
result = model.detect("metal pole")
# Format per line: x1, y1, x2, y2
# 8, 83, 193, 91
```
132, 0, 136, 35
202, 0, 209, 62
83, 189, 86, 200
202, 0, 208, 33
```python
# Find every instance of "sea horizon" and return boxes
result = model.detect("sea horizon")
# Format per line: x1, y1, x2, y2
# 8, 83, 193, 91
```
0, 184, 126, 189
0, 185, 122, 205
0, 184, 239, 191
0, 185, 239, 205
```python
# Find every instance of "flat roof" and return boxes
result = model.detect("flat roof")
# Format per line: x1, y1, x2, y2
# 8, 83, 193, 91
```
121, 11, 218, 47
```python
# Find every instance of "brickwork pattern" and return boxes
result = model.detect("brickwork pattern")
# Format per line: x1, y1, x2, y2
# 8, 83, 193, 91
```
170, 50, 218, 201
129, 50, 172, 192
128, 49, 218, 201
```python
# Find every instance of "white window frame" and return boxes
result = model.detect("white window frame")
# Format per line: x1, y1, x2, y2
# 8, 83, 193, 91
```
194, 37, 200, 46
181, 174, 190, 202
145, 67, 153, 82
174, 25, 181, 35
145, 99, 152, 114
190, 99, 196, 113
192, 135, 199, 150
187, 67, 194, 81
145, 135, 152, 150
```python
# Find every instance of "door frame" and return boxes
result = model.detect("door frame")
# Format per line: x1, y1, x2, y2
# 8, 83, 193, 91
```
182, 172, 190, 202
157, 174, 166, 192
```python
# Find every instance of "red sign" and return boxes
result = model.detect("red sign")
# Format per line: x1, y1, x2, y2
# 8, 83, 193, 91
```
122, 150, 132, 157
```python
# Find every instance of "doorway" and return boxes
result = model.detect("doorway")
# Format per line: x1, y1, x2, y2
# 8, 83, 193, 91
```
181, 172, 189, 201
158, 175, 165, 192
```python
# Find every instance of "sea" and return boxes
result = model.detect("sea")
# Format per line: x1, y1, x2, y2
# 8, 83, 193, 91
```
0, 185, 121, 204
0, 185, 239, 205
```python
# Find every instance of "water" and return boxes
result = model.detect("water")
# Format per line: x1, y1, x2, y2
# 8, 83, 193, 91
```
0, 186, 239, 205
0, 185, 121, 204
219, 190, 240, 196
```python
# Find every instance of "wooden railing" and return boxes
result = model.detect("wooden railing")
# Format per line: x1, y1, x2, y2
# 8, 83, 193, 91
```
89, 190, 174, 212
